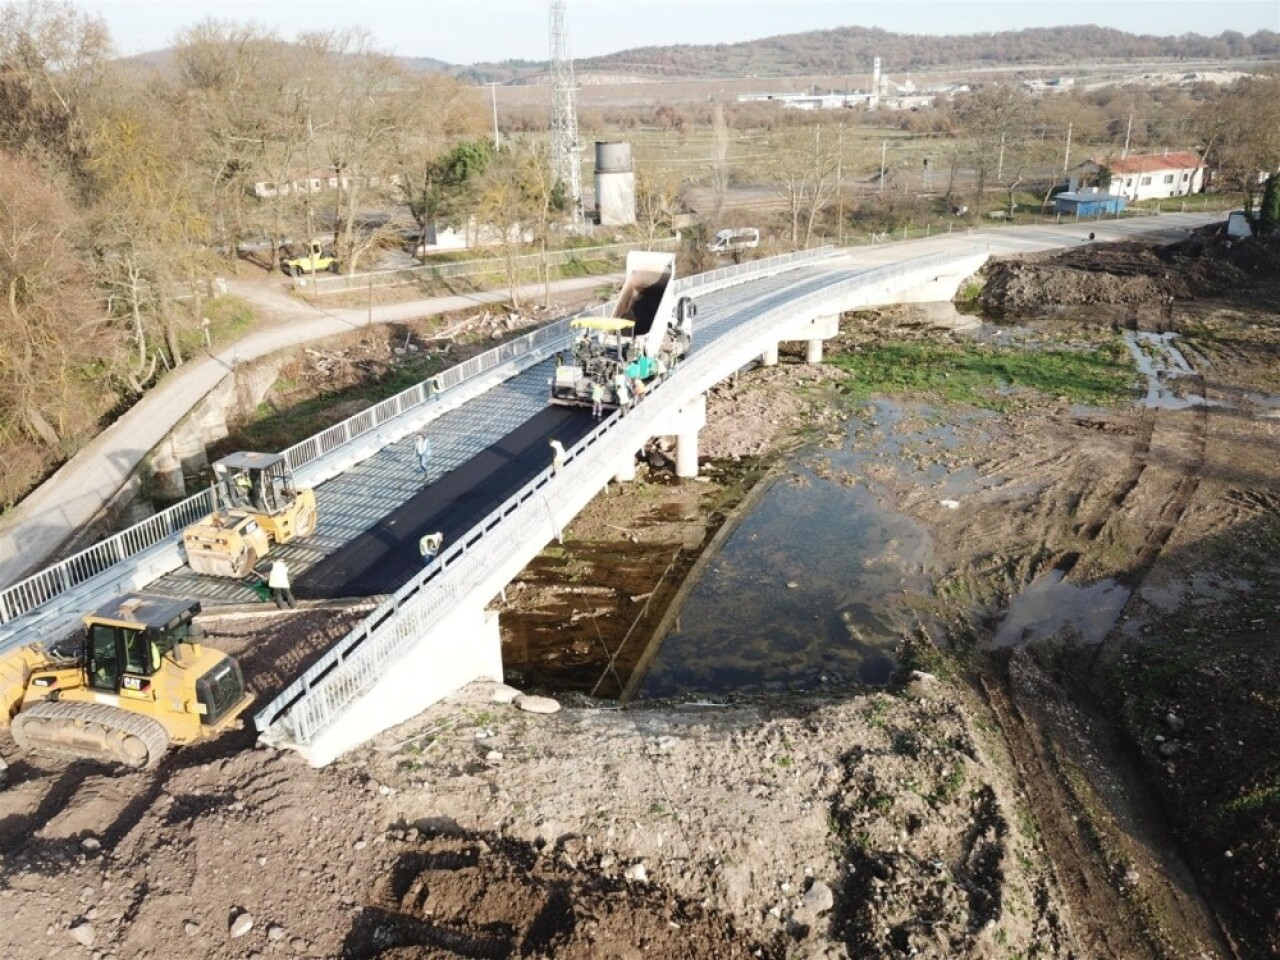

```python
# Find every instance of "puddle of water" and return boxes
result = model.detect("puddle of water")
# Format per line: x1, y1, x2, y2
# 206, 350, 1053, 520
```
1242, 390, 1280, 411
1123, 330, 1224, 410
992, 569, 1131, 647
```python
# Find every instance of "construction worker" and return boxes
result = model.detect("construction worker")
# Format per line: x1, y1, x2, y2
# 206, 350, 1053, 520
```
590, 381, 605, 419
233, 470, 252, 506
415, 431, 433, 476
268, 559, 296, 610
549, 439, 566, 473
654, 355, 667, 380
420, 531, 444, 565
631, 376, 647, 402
616, 378, 631, 415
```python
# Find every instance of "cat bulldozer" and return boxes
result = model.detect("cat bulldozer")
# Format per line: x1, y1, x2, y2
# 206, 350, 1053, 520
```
183, 452, 318, 579
0, 594, 253, 769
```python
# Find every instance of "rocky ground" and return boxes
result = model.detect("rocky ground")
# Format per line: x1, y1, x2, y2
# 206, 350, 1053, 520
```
2, 229, 1279, 959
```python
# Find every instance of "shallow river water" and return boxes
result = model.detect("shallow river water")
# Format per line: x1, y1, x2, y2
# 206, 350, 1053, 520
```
636, 402, 944, 699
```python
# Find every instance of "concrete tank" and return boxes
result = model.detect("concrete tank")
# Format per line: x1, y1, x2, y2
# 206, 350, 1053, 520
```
595, 141, 633, 174
594, 142, 635, 226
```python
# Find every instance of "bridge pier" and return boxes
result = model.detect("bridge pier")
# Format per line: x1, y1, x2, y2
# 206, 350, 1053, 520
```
654, 393, 707, 479
614, 451, 637, 483
761, 343, 779, 367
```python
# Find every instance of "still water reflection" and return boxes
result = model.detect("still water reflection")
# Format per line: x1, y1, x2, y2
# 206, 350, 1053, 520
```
637, 405, 940, 699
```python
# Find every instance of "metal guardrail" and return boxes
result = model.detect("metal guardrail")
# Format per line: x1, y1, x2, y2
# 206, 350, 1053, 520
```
295, 237, 680, 296
256, 244, 985, 745
0, 247, 835, 628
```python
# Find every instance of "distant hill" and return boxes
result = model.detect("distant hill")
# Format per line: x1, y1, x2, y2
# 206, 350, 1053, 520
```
406, 24, 1280, 84
397, 55, 453, 73
573, 25, 1280, 79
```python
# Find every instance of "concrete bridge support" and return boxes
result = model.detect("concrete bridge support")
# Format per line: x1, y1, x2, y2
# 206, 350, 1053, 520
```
662, 393, 707, 479
614, 450, 637, 483
761, 343, 779, 367
781, 313, 840, 365
297, 601, 503, 765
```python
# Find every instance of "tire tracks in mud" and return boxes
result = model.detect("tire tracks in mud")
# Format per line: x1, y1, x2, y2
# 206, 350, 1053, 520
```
978, 661, 1153, 959
1058, 388, 1206, 592
980, 651, 1240, 960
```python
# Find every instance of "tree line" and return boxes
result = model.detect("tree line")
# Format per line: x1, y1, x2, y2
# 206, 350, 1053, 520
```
578, 25, 1280, 80
1, 0, 1277, 516
0, 1, 505, 510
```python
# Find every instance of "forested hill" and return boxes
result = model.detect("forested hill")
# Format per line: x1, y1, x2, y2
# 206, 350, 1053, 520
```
570, 25, 1280, 78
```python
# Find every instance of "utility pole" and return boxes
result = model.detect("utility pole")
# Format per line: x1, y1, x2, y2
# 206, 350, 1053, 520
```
1063, 121, 1073, 177
1122, 112, 1133, 159
488, 82, 501, 148
997, 131, 1005, 182
836, 123, 844, 244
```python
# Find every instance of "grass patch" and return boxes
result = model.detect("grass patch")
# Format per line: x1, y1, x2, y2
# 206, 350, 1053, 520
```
828, 339, 1135, 408
176, 294, 256, 356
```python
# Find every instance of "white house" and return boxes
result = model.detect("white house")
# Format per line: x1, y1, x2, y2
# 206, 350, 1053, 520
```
1070, 151, 1205, 203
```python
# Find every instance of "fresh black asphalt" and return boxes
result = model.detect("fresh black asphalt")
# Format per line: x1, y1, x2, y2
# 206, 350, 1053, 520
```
293, 405, 597, 598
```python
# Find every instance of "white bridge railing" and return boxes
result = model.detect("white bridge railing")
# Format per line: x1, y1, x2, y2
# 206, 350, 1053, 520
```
0, 247, 837, 632
256, 245, 986, 746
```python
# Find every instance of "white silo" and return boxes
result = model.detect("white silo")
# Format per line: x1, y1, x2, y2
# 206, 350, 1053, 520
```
594, 141, 636, 226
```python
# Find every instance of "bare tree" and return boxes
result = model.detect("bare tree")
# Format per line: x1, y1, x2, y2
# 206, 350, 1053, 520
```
89, 100, 209, 382
0, 150, 112, 461
764, 125, 840, 250
633, 165, 682, 249
709, 102, 730, 225
955, 85, 1031, 219
172, 20, 297, 267
474, 146, 540, 309
1199, 75, 1280, 211
516, 140, 568, 308
0, 0, 110, 178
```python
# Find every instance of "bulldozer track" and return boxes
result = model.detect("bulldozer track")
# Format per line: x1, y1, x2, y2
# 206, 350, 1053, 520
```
11, 700, 169, 770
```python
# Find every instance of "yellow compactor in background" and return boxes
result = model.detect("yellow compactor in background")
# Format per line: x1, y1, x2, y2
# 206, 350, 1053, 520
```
183, 452, 318, 579
0, 594, 253, 769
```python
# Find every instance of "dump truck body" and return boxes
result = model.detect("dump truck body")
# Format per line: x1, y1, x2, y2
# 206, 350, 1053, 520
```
551, 251, 695, 410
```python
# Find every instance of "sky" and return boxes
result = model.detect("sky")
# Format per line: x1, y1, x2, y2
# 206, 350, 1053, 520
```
77, 0, 1280, 63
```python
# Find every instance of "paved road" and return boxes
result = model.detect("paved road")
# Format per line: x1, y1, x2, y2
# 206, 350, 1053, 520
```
295, 406, 597, 598
0, 273, 621, 590
0, 214, 1218, 594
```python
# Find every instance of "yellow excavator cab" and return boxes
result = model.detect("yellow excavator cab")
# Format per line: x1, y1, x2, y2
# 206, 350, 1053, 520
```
1, 594, 253, 769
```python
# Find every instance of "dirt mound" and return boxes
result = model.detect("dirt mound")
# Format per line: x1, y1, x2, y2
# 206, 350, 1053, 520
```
978, 231, 1280, 313
347, 831, 780, 959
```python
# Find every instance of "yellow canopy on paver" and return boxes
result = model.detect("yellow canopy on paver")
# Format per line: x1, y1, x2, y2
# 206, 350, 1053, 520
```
571, 317, 635, 332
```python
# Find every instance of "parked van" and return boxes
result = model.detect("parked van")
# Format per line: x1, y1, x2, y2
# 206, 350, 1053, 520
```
708, 227, 760, 253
